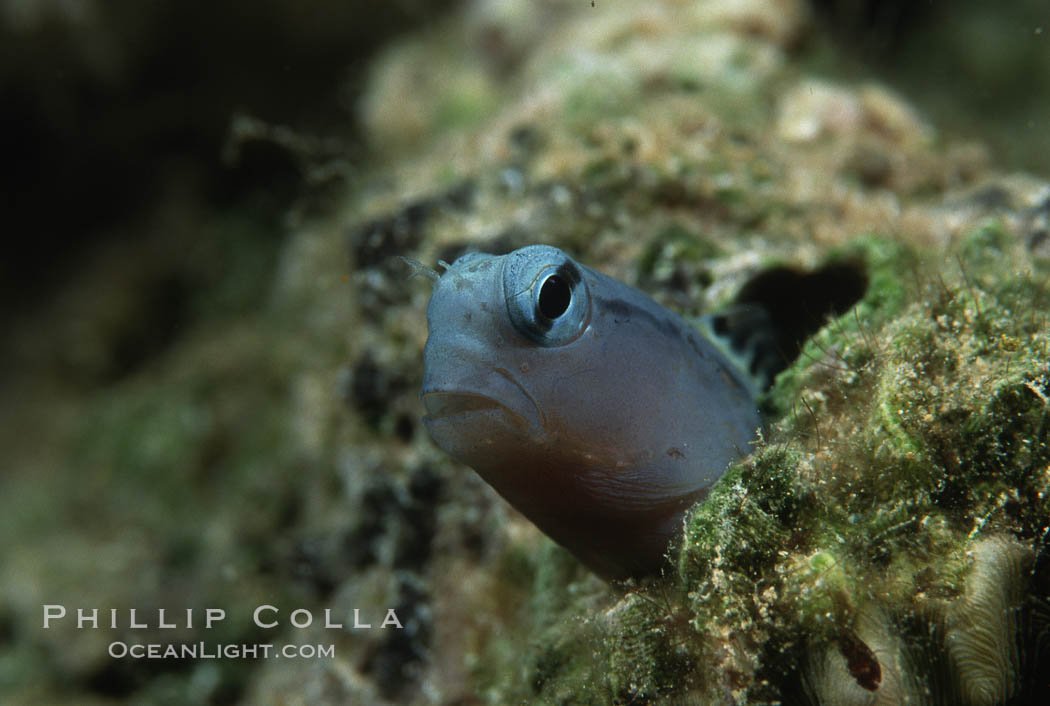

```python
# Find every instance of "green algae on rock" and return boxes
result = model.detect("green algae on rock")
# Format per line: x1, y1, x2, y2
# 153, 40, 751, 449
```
337, 0, 1050, 701
472, 227, 1049, 704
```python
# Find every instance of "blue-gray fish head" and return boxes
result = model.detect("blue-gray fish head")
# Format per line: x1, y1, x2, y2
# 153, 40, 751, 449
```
420, 244, 760, 578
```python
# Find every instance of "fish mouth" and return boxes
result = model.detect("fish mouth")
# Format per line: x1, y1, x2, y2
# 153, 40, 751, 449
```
422, 391, 514, 420
421, 389, 541, 439
420, 360, 546, 438
421, 368, 545, 436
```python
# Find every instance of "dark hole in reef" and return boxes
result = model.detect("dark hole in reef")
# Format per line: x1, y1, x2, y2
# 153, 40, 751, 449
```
359, 577, 430, 700
392, 465, 443, 570
808, 0, 938, 58
344, 352, 413, 429
85, 645, 246, 701
84, 660, 148, 698
343, 483, 398, 569
394, 413, 415, 442
0, 610, 13, 646
92, 272, 192, 384
709, 313, 730, 336
509, 124, 546, 156
288, 538, 340, 599
749, 356, 763, 376
733, 259, 868, 379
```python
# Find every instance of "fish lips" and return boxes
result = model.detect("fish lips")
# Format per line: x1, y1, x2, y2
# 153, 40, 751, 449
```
420, 368, 547, 454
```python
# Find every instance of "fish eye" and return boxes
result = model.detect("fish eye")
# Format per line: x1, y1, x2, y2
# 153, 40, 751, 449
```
503, 246, 590, 346
538, 274, 572, 319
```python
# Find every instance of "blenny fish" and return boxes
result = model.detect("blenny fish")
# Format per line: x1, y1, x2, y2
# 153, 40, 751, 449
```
419, 244, 772, 579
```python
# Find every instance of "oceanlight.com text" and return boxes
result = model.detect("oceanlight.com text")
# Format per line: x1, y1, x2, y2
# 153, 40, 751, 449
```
108, 641, 335, 660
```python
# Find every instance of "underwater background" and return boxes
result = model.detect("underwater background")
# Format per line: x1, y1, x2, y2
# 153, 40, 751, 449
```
3, 0, 1050, 703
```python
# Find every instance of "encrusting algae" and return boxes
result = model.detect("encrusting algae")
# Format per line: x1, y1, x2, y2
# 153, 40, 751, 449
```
347, 0, 1050, 701
470, 226, 1049, 704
